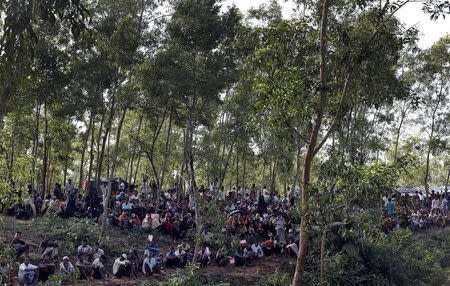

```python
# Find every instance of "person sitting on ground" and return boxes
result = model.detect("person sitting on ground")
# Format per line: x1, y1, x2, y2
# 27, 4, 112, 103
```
18, 257, 38, 285
186, 247, 195, 264
129, 243, 142, 271
198, 246, 211, 267
91, 242, 104, 261
38, 253, 55, 282
165, 247, 180, 268
0, 258, 12, 284
243, 244, 257, 261
252, 241, 264, 258
142, 253, 157, 276
234, 246, 246, 266
92, 255, 107, 281
77, 239, 93, 259
59, 256, 75, 281
113, 254, 134, 278
9, 232, 34, 258
146, 240, 159, 258
175, 245, 186, 267
156, 253, 165, 271
263, 236, 275, 255
38, 235, 59, 259
75, 254, 92, 281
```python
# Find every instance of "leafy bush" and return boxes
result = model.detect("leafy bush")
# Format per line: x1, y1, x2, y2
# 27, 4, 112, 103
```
29, 215, 100, 257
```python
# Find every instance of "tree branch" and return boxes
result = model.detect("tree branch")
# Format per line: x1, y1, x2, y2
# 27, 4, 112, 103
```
313, 73, 351, 156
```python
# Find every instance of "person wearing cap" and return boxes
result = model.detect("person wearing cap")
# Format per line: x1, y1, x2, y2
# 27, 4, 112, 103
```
59, 256, 75, 280
113, 254, 133, 278
92, 255, 107, 280
175, 245, 186, 266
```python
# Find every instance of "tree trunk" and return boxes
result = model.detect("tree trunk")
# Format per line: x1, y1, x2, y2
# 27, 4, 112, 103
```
86, 117, 96, 195
8, 113, 18, 179
78, 111, 94, 193
320, 228, 327, 283
218, 134, 237, 192
99, 107, 127, 241
292, 1, 331, 285
445, 166, 450, 193
94, 110, 106, 187
292, 140, 302, 195
46, 146, 52, 195
270, 160, 277, 193
424, 111, 436, 199
125, 157, 132, 183
129, 115, 143, 184
236, 151, 239, 190
31, 104, 41, 190
242, 151, 247, 195
96, 96, 116, 189
260, 158, 266, 198
41, 103, 48, 199
63, 156, 68, 187
133, 156, 141, 186
188, 95, 198, 190
160, 104, 173, 194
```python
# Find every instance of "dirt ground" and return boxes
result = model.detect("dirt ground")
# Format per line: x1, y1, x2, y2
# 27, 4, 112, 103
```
1, 215, 292, 285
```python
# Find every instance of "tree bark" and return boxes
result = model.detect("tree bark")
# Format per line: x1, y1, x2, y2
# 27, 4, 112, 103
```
292, 140, 302, 194
99, 107, 127, 241
31, 104, 41, 190
160, 103, 173, 194
236, 150, 239, 190
242, 151, 247, 194
292, 1, 331, 285
424, 109, 436, 198
129, 115, 143, 184
78, 111, 94, 193
96, 96, 116, 189
86, 117, 96, 195
41, 103, 48, 199
320, 228, 326, 283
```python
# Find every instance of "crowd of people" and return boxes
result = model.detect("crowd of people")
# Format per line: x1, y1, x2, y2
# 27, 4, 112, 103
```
1, 177, 448, 284
1, 179, 303, 284
381, 190, 449, 232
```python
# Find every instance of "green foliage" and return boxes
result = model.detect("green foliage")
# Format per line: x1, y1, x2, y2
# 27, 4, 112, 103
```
29, 215, 100, 257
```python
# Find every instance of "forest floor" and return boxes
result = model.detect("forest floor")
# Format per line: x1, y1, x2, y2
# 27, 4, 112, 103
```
0, 215, 293, 285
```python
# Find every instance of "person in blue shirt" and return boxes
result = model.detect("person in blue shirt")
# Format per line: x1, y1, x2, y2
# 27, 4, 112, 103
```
147, 241, 159, 258
234, 246, 246, 266
387, 198, 395, 216
165, 247, 180, 268
243, 244, 257, 261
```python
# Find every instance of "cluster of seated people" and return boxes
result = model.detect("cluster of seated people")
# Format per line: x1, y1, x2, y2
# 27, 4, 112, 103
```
2, 225, 301, 285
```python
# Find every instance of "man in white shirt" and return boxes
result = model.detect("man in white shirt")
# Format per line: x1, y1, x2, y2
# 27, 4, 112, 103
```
18, 257, 38, 285
113, 254, 133, 278
92, 255, 107, 280
59, 256, 75, 279
100, 181, 109, 199
175, 245, 186, 266
91, 242, 104, 261
122, 198, 133, 211
142, 253, 157, 276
